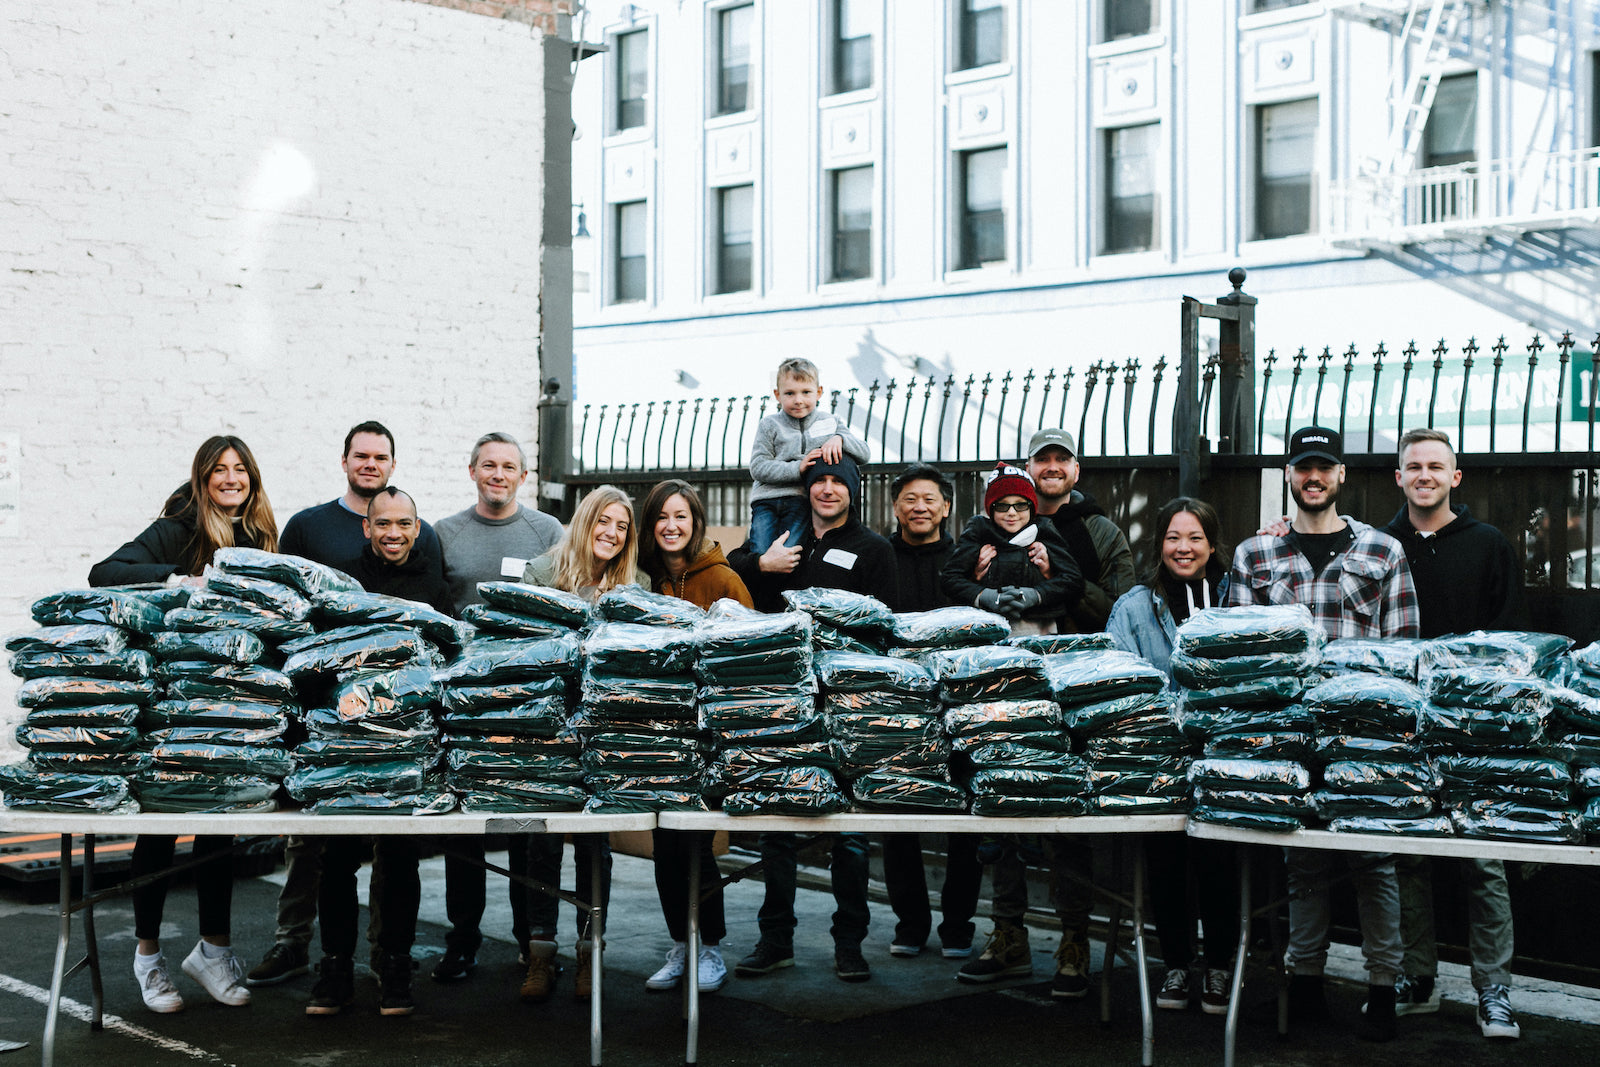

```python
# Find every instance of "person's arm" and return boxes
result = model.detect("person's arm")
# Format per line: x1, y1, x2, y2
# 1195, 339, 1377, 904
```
1091, 517, 1137, 600
1381, 551, 1422, 639
88, 520, 188, 587
1025, 524, 1085, 612
834, 423, 871, 465
748, 419, 802, 487
1105, 593, 1141, 656
939, 519, 990, 607
715, 567, 756, 609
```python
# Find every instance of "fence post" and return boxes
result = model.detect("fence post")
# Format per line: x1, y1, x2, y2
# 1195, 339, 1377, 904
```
537, 376, 575, 521
1216, 267, 1257, 454
1178, 297, 1202, 498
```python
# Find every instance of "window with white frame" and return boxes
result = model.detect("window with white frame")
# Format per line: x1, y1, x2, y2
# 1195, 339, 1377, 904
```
716, 5, 754, 115
1106, 0, 1155, 41
957, 0, 1004, 72
830, 166, 873, 281
958, 147, 1006, 269
716, 185, 754, 294
1104, 124, 1157, 254
1252, 0, 1310, 10
615, 30, 648, 131
614, 201, 647, 303
832, 0, 873, 94
1254, 98, 1317, 239
1423, 73, 1477, 168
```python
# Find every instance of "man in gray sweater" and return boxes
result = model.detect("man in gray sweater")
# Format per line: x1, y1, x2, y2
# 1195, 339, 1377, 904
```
431, 432, 565, 998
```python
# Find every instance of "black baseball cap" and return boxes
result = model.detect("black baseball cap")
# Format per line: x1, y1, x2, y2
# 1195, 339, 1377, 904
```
1287, 426, 1343, 466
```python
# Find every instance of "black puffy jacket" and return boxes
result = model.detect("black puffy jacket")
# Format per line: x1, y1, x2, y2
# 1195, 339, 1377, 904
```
940, 515, 1084, 621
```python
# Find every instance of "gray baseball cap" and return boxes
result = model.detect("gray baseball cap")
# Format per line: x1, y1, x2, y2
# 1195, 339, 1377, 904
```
1027, 428, 1077, 458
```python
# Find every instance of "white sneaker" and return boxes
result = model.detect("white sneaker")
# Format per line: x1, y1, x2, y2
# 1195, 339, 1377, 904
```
181, 940, 251, 1007
697, 945, 727, 993
135, 952, 184, 1013
645, 942, 687, 992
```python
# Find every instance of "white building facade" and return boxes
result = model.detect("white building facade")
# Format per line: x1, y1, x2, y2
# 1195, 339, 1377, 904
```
569, 0, 1600, 466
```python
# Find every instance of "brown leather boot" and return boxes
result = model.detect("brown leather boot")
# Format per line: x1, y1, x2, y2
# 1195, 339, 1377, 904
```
520, 939, 558, 1004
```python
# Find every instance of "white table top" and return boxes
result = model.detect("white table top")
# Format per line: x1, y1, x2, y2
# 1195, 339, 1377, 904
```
1187, 821, 1600, 865
657, 812, 1188, 833
0, 809, 655, 836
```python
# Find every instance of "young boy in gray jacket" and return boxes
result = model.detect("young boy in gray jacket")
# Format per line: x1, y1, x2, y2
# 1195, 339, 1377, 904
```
747, 357, 870, 550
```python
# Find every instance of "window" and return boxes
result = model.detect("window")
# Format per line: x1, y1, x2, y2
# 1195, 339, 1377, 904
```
957, 0, 1004, 71
1255, 98, 1317, 239
1592, 52, 1600, 148
1423, 73, 1477, 168
716, 185, 754, 293
616, 30, 648, 131
830, 167, 873, 281
1252, 0, 1310, 10
958, 147, 1006, 269
832, 0, 873, 94
1106, 0, 1155, 41
716, 5, 753, 115
614, 201, 647, 303
1105, 124, 1157, 253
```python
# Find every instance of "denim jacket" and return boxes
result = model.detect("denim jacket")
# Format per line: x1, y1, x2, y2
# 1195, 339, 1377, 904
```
1106, 575, 1230, 690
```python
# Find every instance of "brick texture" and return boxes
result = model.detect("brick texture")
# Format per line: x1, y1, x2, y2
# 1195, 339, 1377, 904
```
0, 0, 557, 752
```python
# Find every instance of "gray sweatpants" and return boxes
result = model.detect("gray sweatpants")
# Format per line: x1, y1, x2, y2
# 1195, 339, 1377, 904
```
1283, 849, 1402, 985
1396, 855, 1514, 989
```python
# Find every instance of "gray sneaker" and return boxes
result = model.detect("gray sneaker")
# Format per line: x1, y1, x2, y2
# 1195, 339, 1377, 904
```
1477, 985, 1520, 1039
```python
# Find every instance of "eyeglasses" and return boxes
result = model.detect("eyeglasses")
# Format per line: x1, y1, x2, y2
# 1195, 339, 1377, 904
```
991, 501, 1031, 513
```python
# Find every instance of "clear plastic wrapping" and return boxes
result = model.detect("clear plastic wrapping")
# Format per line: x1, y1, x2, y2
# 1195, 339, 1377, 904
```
580, 674, 698, 720
282, 629, 439, 682
441, 698, 568, 738
131, 769, 278, 813
314, 590, 468, 647
1042, 651, 1167, 706
305, 705, 436, 741
10, 647, 154, 681
25, 703, 143, 729
1192, 786, 1315, 818
1188, 758, 1311, 794
1311, 735, 1425, 764
28, 750, 150, 774
1189, 806, 1305, 832
164, 663, 298, 704
1304, 674, 1425, 737
162, 606, 314, 644
1005, 633, 1115, 655
1094, 794, 1189, 814
1177, 703, 1314, 740
446, 747, 583, 781
695, 611, 813, 658
15, 724, 141, 752
1322, 760, 1441, 795
149, 741, 293, 776
968, 765, 1091, 797
330, 663, 439, 722
1327, 814, 1454, 836
814, 651, 937, 695
433, 635, 581, 686
1087, 767, 1190, 798
17, 676, 158, 708
477, 581, 592, 628
1419, 630, 1573, 680
930, 646, 1049, 704
0, 764, 134, 812
596, 586, 707, 628
439, 677, 567, 713
1180, 676, 1306, 711
458, 604, 574, 640
1170, 649, 1323, 691
823, 691, 939, 717
585, 787, 707, 813
583, 623, 697, 675
943, 699, 1064, 738
203, 568, 315, 620
811, 626, 884, 655
849, 770, 967, 811
31, 589, 167, 635
827, 712, 944, 744
715, 718, 831, 746
144, 724, 285, 748
1173, 604, 1323, 659
5, 624, 128, 655
831, 736, 948, 778
1202, 731, 1312, 762
1311, 791, 1436, 820
782, 588, 895, 636
1451, 802, 1583, 844
699, 692, 817, 731
706, 745, 838, 795
453, 779, 589, 812
1321, 638, 1426, 680
152, 629, 265, 665
211, 547, 363, 597
961, 737, 1076, 768
1424, 668, 1552, 714
284, 760, 431, 801
722, 788, 851, 816
889, 606, 1011, 648
1064, 694, 1170, 736
968, 794, 1091, 817
307, 792, 457, 816
294, 737, 441, 765
1418, 703, 1545, 751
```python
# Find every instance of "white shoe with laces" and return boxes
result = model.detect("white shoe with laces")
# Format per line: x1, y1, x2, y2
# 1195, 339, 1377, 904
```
646, 942, 687, 991
135, 952, 184, 1014
182, 940, 251, 1007
697, 945, 727, 993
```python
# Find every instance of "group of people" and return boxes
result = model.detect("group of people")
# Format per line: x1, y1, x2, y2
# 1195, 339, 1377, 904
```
84, 353, 1524, 1044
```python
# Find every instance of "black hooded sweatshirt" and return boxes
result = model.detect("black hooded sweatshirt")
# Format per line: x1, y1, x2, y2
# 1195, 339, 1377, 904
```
1380, 504, 1522, 638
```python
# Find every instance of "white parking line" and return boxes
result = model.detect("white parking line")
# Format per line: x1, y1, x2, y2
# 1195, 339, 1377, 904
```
0, 973, 232, 1064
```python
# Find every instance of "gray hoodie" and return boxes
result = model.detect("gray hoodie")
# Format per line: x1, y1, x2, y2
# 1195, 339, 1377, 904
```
748, 408, 870, 503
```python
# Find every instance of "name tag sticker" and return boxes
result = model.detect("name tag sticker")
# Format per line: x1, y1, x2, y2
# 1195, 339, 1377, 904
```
811, 417, 838, 437
823, 548, 858, 570
501, 556, 528, 578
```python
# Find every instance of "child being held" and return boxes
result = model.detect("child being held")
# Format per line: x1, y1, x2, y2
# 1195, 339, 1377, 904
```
940, 461, 1083, 637
747, 357, 870, 550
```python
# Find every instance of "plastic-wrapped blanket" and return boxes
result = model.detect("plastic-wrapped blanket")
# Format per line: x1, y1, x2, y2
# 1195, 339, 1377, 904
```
1311, 735, 1425, 764
5, 624, 129, 655
25, 704, 143, 729
32, 589, 167, 635
149, 740, 293, 777
1180, 676, 1306, 711
1043, 651, 1166, 705
308, 792, 456, 816
1424, 669, 1551, 714
1419, 630, 1573, 681
1322, 760, 1441, 796
0, 764, 135, 813
930, 646, 1049, 703
1451, 802, 1582, 844
944, 699, 1063, 738
433, 635, 581, 686
1173, 604, 1323, 659
9, 647, 154, 681
284, 760, 432, 802
889, 607, 1010, 649
782, 588, 895, 637
162, 606, 314, 644
1328, 814, 1454, 836
1170, 649, 1323, 690
1005, 633, 1114, 655
478, 581, 591, 628
203, 568, 315, 620
17, 676, 158, 708
1304, 674, 1424, 737
314, 590, 468, 647
1188, 758, 1310, 794
849, 770, 967, 811
815, 651, 936, 695
1418, 703, 1545, 751
596, 585, 706, 628
152, 629, 265, 665
458, 605, 574, 639
584, 623, 697, 675
440, 677, 566, 714
1178, 703, 1314, 741
164, 664, 298, 704
1321, 638, 1425, 680
1202, 731, 1311, 762
442, 697, 568, 738
1311, 791, 1436, 820
132, 769, 278, 813
211, 547, 363, 597
283, 630, 439, 682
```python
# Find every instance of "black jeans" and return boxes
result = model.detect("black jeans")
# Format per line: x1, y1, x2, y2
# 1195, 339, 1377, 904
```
882, 833, 983, 949
132, 835, 233, 941
319, 836, 420, 958
756, 832, 869, 949
1145, 835, 1239, 971
651, 828, 726, 944
444, 834, 613, 951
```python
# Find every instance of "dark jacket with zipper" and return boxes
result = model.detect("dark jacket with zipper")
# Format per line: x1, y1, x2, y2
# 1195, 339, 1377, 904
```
940, 514, 1084, 622
889, 531, 955, 613
1380, 504, 1522, 638
730, 513, 898, 612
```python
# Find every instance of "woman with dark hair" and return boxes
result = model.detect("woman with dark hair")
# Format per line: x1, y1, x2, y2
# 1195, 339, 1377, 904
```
90, 435, 278, 1013
635, 479, 753, 995
1106, 496, 1238, 1016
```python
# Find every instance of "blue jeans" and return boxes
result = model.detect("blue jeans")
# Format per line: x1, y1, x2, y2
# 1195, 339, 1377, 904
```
749, 497, 809, 553
756, 832, 870, 948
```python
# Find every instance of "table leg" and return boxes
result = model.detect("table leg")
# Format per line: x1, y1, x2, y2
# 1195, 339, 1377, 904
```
686, 849, 701, 1064
1134, 845, 1152, 1067
1223, 848, 1250, 1067
84, 834, 102, 1030
42, 834, 71, 1067
1100, 845, 1120, 1026
591, 857, 604, 1067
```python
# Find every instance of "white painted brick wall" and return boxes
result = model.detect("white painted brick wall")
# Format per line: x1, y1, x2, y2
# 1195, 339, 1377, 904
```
0, 0, 555, 754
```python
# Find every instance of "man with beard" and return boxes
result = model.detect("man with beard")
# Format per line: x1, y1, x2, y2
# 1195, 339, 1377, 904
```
1024, 429, 1135, 632
1226, 426, 1419, 1042
249, 421, 442, 986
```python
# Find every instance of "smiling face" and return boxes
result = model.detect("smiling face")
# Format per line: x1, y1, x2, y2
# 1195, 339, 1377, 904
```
775, 373, 820, 420
991, 494, 1032, 535
1161, 509, 1213, 581
653, 493, 694, 562
470, 441, 527, 515
1287, 459, 1344, 515
893, 478, 951, 545
1027, 445, 1079, 508
206, 448, 251, 515
1396, 440, 1461, 512
809, 473, 851, 525
591, 502, 632, 564
364, 491, 419, 565
342, 431, 395, 500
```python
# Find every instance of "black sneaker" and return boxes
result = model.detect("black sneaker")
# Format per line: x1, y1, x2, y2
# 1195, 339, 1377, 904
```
377, 953, 416, 1016
1395, 973, 1440, 1015
305, 956, 355, 1016
430, 947, 476, 983
1477, 984, 1520, 1039
834, 943, 871, 983
1361, 983, 1396, 1042
1051, 939, 1090, 1000
247, 942, 309, 986
1156, 966, 1190, 1010
734, 941, 794, 977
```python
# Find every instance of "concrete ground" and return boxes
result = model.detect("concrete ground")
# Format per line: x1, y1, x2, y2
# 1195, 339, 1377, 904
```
0, 842, 1597, 1066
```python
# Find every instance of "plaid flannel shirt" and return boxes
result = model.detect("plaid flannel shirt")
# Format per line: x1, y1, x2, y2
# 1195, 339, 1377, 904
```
1224, 517, 1420, 640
